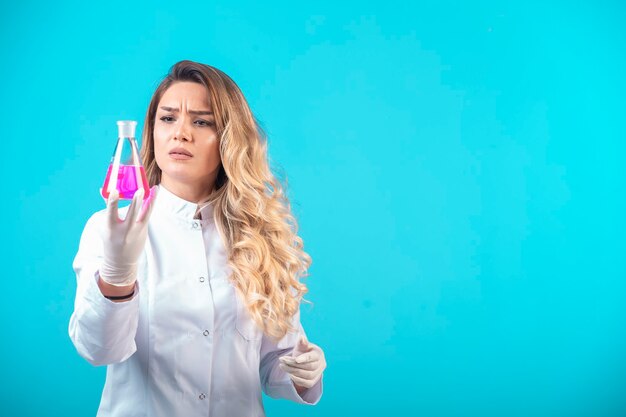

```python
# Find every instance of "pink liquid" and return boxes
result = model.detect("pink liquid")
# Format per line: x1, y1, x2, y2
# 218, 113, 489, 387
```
101, 164, 150, 200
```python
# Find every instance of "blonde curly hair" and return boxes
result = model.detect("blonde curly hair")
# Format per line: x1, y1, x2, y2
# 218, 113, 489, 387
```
140, 60, 311, 341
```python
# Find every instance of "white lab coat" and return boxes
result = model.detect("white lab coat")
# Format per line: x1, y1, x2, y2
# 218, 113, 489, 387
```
69, 184, 323, 417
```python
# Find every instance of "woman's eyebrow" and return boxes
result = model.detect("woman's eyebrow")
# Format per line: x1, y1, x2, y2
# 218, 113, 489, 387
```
159, 106, 213, 115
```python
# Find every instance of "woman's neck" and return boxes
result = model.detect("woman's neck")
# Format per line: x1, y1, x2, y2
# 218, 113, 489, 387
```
160, 177, 215, 204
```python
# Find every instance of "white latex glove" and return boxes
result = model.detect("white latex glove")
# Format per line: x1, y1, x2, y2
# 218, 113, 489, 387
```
278, 335, 326, 390
99, 187, 157, 286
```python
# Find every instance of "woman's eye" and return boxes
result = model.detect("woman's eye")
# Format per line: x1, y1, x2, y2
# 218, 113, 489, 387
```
159, 116, 214, 127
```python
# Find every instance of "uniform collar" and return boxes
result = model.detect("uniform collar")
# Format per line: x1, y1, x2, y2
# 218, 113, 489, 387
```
155, 184, 215, 222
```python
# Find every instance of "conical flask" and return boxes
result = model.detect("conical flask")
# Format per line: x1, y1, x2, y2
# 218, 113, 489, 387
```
100, 120, 150, 201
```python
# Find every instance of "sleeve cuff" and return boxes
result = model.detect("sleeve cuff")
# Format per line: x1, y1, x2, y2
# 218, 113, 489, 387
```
88, 270, 140, 308
269, 374, 323, 405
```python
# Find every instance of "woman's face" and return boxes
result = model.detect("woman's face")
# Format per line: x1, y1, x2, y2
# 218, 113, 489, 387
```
153, 81, 221, 197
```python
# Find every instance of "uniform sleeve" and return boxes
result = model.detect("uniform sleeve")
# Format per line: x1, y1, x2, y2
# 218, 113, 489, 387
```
68, 211, 140, 366
258, 307, 323, 405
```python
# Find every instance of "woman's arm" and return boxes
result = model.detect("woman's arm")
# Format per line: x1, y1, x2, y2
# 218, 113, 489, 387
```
68, 211, 141, 366
258, 309, 324, 405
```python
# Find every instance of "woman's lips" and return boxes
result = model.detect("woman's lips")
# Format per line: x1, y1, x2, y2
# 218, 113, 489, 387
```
169, 153, 193, 160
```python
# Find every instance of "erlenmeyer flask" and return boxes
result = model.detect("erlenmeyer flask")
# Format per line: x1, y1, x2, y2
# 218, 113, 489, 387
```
101, 120, 150, 201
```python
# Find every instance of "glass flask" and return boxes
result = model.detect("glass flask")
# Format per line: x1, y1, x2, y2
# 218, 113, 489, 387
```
100, 120, 150, 201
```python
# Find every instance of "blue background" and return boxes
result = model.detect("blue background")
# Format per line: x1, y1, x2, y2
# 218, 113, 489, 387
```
1, 1, 625, 416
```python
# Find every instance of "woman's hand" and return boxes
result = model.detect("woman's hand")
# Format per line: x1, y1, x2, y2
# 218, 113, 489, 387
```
99, 187, 157, 286
279, 336, 326, 391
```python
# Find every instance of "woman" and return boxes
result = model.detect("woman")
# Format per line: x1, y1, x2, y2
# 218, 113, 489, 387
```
69, 60, 326, 417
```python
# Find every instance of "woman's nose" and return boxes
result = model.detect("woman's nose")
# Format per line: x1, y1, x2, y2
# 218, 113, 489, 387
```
173, 119, 192, 142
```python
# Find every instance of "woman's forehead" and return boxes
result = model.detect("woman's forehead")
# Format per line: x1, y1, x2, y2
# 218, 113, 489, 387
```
159, 81, 212, 110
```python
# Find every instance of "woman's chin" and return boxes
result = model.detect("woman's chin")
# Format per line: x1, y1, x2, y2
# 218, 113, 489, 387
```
160, 169, 197, 185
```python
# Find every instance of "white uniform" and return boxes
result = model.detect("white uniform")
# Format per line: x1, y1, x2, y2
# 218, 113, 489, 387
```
69, 184, 323, 417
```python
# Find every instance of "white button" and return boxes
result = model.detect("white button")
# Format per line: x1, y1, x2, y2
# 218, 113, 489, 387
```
203, 330, 210, 336
199, 393, 206, 400
192, 222, 200, 229
199, 277, 205, 283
